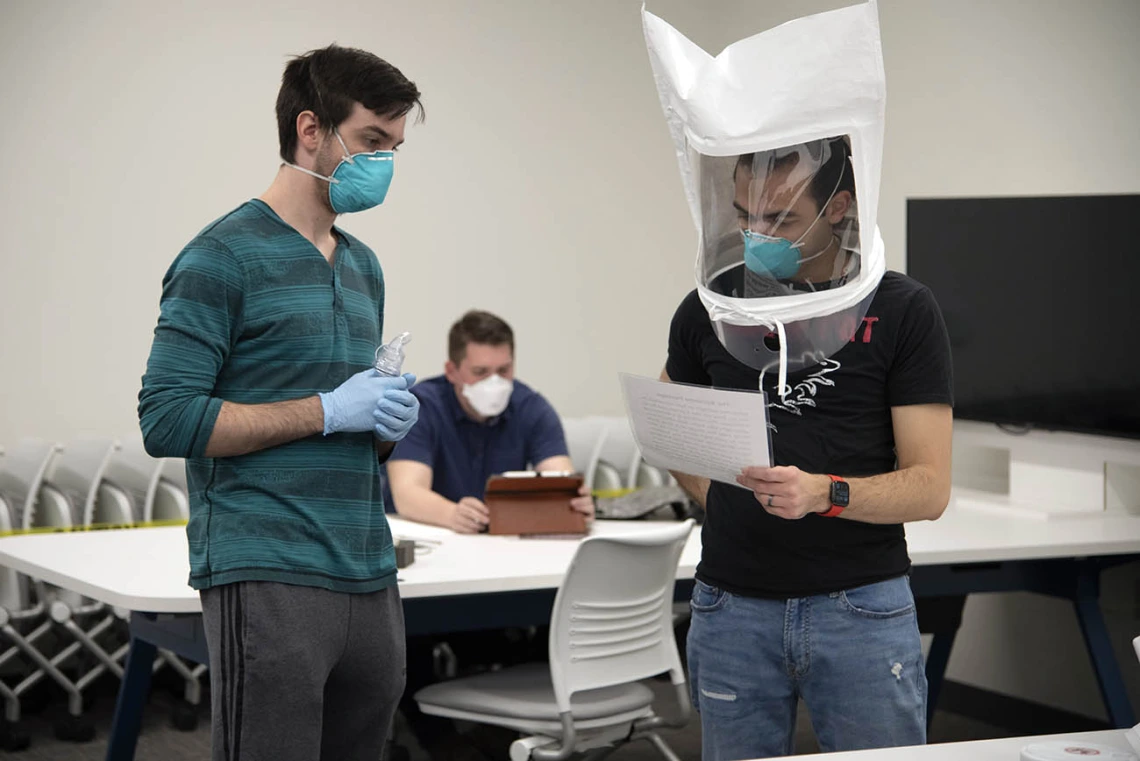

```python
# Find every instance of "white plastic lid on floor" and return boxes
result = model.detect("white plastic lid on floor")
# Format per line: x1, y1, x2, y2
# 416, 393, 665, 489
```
1021, 741, 1137, 761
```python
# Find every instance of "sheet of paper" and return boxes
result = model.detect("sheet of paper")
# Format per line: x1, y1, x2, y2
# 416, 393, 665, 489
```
620, 374, 771, 486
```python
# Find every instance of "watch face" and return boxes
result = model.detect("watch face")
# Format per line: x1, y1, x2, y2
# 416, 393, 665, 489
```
831, 480, 850, 507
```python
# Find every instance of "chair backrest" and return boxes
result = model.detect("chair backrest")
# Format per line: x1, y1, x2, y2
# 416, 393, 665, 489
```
160, 456, 188, 492
632, 460, 670, 489
29, 484, 75, 529
0, 494, 11, 533
560, 417, 608, 489
91, 482, 136, 526
103, 432, 167, 522
149, 479, 190, 522
147, 455, 190, 522
592, 461, 625, 493
43, 438, 120, 527
0, 493, 28, 611
548, 520, 694, 712
0, 439, 61, 523
595, 416, 642, 490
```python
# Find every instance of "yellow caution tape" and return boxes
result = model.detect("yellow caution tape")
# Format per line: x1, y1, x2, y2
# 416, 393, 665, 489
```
0, 519, 188, 538
591, 488, 639, 499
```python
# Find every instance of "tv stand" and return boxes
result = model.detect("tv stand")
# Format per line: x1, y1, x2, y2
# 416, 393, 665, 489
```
953, 420, 1140, 519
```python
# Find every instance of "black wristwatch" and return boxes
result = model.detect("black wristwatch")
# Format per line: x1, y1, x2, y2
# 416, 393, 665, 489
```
821, 475, 849, 518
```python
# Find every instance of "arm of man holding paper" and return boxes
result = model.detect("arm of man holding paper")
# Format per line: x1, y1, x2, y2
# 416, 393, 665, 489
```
735, 403, 951, 523
660, 365, 950, 523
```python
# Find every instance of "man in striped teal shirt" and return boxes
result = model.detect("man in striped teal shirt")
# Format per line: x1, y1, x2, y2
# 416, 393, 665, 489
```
138, 45, 421, 761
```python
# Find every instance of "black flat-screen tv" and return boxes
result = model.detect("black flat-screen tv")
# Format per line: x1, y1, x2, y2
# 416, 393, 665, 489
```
907, 194, 1140, 441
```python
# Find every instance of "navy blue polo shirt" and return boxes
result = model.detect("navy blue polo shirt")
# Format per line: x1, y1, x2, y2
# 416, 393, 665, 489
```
386, 375, 569, 505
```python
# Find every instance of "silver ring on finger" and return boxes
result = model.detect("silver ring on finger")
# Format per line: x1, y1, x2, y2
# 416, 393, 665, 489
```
767, 494, 774, 507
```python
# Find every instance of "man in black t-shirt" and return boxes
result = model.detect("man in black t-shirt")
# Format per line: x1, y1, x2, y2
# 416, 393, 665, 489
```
665, 138, 953, 759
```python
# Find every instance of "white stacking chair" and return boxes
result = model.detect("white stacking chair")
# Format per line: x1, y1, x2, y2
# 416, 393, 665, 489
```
0, 440, 61, 536
102, 431, 189, 525
560, 417, 608, 489
147, 456, 189, 524
0, 440, 65, 746
31, 438, 130, 741
0, 444, 22, 614
0, 452, 31, 751
100, 433, 157, 524
595, 417, 642, 491
44, 437, 122, 528
103, 435, 201, 729
415, 520, 694, 761
595, 417, 675, 493
0, 497, 16, 612
0, 440, 61, 616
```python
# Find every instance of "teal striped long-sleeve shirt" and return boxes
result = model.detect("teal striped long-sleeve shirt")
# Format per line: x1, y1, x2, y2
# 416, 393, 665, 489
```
138, 199, 396, 592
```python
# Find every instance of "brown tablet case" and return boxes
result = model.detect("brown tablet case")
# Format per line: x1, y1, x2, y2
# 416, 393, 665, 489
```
484, 473, 587, 536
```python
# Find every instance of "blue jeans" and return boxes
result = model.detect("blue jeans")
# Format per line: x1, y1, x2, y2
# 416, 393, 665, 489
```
687, 575, 927, 760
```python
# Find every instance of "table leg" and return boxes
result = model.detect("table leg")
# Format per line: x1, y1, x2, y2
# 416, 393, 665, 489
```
1073, 566, 1135, 728
104, 636, 156, 761
917, 595, 967, 728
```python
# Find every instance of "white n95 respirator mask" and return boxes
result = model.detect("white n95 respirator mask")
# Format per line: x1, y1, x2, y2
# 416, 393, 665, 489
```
462, 375, 513, 418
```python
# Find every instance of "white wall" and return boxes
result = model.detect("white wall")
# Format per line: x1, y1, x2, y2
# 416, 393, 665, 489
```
2, 0, 1140, 723
0, 0, 726, 442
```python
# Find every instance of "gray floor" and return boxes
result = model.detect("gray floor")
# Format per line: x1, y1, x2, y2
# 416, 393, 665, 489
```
7, 679, 1016, 761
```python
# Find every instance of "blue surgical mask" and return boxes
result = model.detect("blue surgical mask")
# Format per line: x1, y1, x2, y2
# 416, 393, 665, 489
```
286, 130, 394, 214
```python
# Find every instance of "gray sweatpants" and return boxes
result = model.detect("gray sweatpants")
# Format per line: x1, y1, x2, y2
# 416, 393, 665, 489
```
200, 581, 406, 761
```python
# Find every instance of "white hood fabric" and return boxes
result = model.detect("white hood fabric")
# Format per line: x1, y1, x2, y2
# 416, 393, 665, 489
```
643, 1, 889, 396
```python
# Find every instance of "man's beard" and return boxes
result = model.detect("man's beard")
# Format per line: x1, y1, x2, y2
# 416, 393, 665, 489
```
312, 138, 342, 214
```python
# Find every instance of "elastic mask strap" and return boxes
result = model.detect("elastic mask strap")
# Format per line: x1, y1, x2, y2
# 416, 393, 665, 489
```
775, 319, 789, 401
283, 128, 353, 183
334, 130, 355, 164
285, 162, 340, 185
789, 153, 848, 248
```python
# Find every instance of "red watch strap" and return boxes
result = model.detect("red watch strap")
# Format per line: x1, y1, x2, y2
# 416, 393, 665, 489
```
820, 474, 845, 517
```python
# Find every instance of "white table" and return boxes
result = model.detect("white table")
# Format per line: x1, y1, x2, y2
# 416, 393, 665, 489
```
3, 497, 1140, 760
5, 500, 1140, 612
756, 730, 1134, 760
0, 518, 702, 614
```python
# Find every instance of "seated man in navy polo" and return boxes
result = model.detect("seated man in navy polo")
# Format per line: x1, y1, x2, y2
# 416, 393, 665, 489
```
387, 309, 593, 531
388, 310, 593, 761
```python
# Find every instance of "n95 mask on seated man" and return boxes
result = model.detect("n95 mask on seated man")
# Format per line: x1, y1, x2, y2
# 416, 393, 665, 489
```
462, 375, 513, 418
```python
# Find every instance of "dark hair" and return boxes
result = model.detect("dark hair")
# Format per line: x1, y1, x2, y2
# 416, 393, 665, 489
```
735, 136, 854, 210
276, 44, 423, 163
448, 311, 515, 365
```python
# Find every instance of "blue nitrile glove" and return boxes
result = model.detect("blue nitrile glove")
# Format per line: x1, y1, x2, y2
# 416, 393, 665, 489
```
373, 373, 420, 442
319, 370, 411, 435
